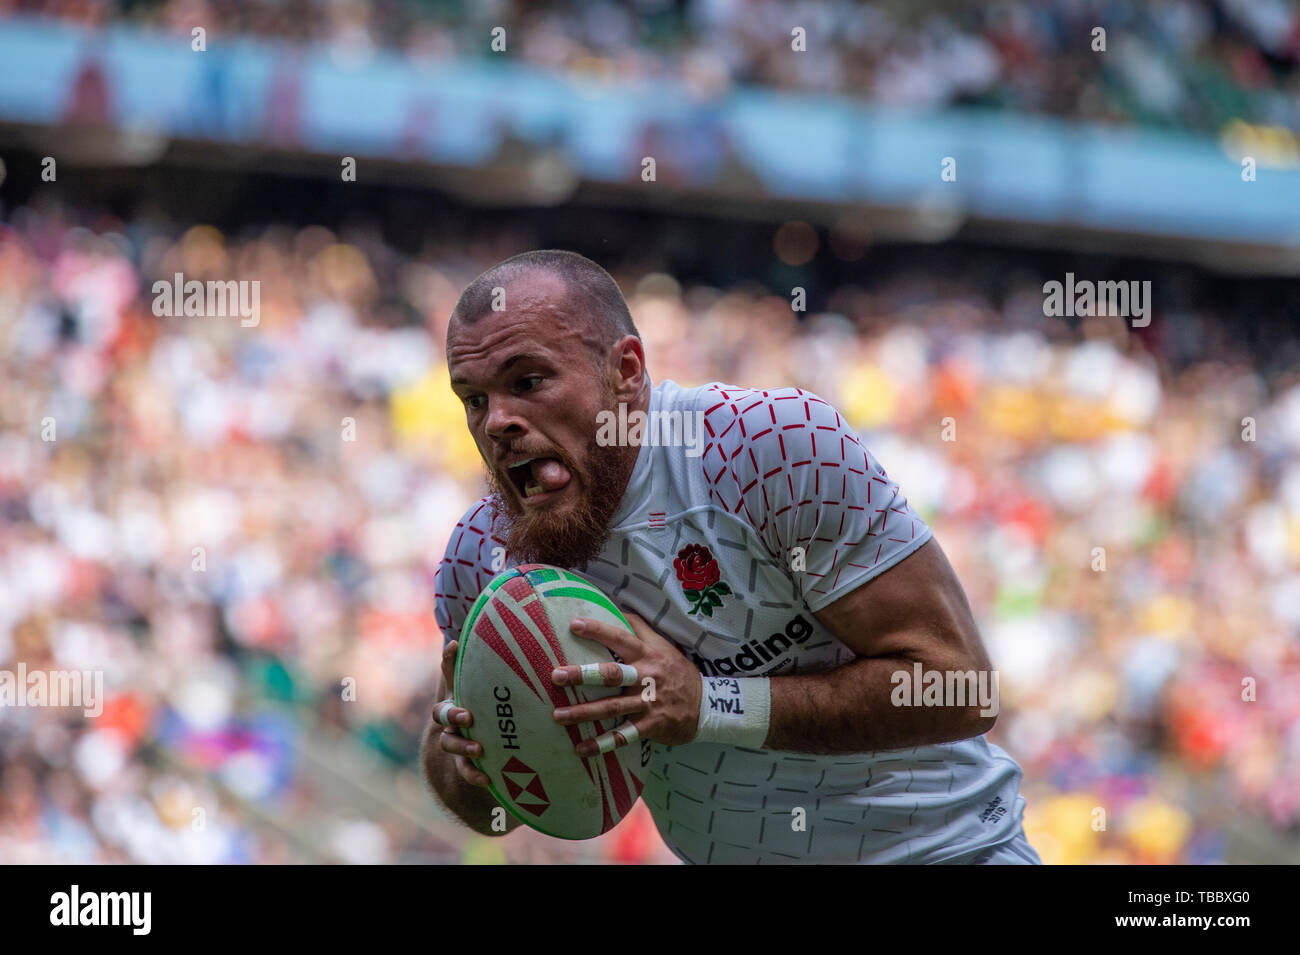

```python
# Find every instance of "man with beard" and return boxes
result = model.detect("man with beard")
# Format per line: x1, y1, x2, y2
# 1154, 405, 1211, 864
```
423, 250, 1040, 864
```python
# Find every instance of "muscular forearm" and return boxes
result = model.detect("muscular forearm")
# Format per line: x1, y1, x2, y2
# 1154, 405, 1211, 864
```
754, 540, 998, 755
762, 650, 997, 755
420, 718, 520, 837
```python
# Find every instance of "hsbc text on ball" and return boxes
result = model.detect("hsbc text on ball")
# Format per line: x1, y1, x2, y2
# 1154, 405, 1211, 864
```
493, 685, 520, 750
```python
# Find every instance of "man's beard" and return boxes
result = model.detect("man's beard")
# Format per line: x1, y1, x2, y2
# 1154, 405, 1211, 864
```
484, 399, 638, 570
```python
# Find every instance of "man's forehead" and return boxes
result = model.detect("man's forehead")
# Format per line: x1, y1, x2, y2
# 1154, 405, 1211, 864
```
447, 274, 587, 378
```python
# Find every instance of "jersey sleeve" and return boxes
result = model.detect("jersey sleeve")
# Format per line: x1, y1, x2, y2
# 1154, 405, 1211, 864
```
698, 384, 933, 613
433, 496, 510, 645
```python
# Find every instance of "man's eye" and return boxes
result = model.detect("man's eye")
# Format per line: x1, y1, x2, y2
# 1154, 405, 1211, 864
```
463, 394, 485, 410
517, 376, 543, 392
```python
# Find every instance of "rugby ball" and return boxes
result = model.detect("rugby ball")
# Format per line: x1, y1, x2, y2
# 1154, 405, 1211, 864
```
453, 564, 652, 840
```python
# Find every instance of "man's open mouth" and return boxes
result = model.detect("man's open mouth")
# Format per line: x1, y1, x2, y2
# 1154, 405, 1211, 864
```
503, 455, 573, 501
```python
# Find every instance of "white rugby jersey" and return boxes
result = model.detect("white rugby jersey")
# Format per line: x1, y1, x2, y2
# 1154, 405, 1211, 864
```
434, 379, 1029, 864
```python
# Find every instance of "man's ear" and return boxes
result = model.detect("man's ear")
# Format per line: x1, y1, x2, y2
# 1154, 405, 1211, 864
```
608, 335, 648, 404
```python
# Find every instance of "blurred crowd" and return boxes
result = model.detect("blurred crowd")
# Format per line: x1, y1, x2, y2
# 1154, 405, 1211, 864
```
1, 197, 1298, 864
4, 0, 1300, 134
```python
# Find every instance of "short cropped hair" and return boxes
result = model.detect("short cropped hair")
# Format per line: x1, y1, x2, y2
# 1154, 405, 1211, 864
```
449, 250, 640, 362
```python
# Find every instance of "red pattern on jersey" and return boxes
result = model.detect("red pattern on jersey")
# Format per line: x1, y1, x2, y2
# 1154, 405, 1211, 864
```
698, 384, 925, 603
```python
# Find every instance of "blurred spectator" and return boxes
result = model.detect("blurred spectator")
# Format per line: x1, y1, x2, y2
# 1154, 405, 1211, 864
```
1, 198, 1298, 863
4, 0, 1300, 134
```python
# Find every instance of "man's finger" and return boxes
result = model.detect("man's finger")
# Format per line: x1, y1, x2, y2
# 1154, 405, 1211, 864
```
554, 690, 648, 726
440, 640, 459, 685
619, 611, 677, 651
568, 617, 641, 658
432, 698, 472, 727
578, 719, 644, 759
455, 756, 491, 788
552, 661, 639, 688
440, 728, 483, 759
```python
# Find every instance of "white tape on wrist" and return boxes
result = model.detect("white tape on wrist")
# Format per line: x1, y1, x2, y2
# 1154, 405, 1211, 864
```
695, 675, 771, 748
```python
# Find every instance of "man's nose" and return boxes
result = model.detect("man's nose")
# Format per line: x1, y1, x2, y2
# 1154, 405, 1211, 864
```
483, 396, 526, 441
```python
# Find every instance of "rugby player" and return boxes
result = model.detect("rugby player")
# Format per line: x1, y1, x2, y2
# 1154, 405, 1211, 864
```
423, 250, 1041, 864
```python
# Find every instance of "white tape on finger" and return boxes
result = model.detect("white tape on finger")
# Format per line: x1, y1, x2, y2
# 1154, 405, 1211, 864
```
433, 698, 457, 726
579, 662, 639, 686
594, 721, 639, 755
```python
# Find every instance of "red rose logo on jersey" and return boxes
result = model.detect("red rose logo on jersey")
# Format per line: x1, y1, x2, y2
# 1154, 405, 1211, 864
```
674, 544, 732, 616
